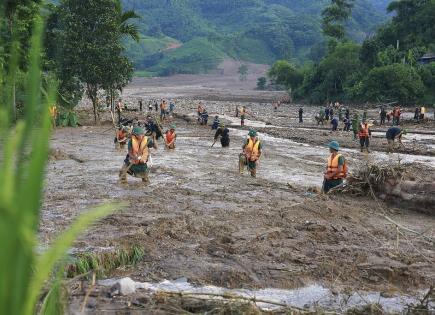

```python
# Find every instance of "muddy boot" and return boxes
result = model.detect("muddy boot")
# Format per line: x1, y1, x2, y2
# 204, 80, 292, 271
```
250, 169, 257, 178
119, 166, 128, 184
141, 173, 150, 185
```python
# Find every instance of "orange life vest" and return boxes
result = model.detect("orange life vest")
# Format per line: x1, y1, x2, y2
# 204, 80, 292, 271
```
130, 136, 149, 164
358, 123, 369, 138
327, 153, 347, 179
245, 138, 260, 161
166, 130, 176, 144
116, 129, 128, 143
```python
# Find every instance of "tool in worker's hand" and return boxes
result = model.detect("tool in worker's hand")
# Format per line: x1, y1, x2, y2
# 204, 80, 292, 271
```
211, 140, 217, 148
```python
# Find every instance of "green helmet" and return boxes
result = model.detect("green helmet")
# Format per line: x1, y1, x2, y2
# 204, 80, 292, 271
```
170, 124, 176, 130
328, 140, 340, 151
219, 122, 225, 128
248, 130, 257, 137
132, 127, 145, 136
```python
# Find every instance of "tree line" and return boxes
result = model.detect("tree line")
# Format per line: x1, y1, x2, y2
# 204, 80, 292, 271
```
268, 0, 435, 106
1, 0, 139, 123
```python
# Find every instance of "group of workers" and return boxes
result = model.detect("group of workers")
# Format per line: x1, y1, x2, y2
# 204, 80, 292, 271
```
114, 98, 413, 191
323, 125, 407, 192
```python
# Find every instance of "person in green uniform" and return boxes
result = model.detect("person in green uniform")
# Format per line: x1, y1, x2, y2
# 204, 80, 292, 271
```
351, 113, 360, 140
240, 130, 262, 177
119, 127, 155, 184
323, 141, 347, 193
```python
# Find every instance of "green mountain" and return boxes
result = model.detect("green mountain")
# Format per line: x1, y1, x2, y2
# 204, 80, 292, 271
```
121, 0, 392, 76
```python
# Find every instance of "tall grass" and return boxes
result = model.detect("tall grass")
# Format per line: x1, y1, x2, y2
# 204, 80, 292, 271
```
0, 7, 121, 315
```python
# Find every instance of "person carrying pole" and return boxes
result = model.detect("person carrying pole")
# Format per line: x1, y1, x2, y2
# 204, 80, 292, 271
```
212, 123, 230, 148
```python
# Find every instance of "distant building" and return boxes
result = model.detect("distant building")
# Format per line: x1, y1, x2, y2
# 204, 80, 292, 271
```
418, 53, 435, 65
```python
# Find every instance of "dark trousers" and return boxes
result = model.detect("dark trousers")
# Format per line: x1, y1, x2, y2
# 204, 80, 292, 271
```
221, 138, 230, 147
360, 136, 370, 149
299, 115, 303, 123
323, 179, 343, 193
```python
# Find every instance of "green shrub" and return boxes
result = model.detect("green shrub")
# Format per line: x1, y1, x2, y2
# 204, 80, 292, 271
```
0, 8, 120, 315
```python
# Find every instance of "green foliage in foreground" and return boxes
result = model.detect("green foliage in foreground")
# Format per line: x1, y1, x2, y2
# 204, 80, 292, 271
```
0, 8, 121, 315
67, 246, 145, 279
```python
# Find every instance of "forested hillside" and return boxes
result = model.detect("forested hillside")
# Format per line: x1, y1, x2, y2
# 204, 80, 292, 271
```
121, 0, 391, 75
269, 0, 435, 105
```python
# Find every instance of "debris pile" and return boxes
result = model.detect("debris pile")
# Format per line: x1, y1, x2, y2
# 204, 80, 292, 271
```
332, 163, 435, 214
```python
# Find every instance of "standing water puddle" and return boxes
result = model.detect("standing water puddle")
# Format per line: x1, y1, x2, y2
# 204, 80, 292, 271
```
99, 277, 432, 313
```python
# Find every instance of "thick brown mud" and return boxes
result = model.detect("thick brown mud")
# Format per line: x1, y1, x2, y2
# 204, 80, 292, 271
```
41, 107, 435, 313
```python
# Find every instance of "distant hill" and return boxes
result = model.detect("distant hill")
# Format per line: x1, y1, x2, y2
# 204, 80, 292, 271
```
121, 0, 392, 76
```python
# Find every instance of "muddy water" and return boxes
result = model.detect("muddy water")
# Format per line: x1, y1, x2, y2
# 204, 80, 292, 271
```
99, 277, 433, 313
42, 118, 435, 311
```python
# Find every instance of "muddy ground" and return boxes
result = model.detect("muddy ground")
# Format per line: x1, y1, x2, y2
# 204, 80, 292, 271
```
42, 71, 435, 314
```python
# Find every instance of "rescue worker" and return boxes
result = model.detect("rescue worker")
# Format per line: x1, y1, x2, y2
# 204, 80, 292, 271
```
331, 117, 338, 131
169, 101, 176, 115
49, 104, 58, 127
144, 116, 163, 149
240, 129, 262, 178
393, 107, 401, 125
116, 99, 124, 124
358, 120, 372, 153
114, 126, 129, 150
213, 122, 230, 148
420, 106, 426, 120
200, 109, 209, 125
197, 102, 204, 121
240, 106, 246, 126
325, 107, 330, 121
386, 127, 407, 153
323, 141, 347, 193
299, 107, 303, 123
119, 127, 154, 184
338, 107, 343, 121
380, 107, 387, 125
316, 109, 325, 125
211, 116, 220, 130
345, 108, 350, 120
164, 125, 177, 149
343, 117, 351, 132
351, 113, 360, 140
160, 99, 167, 121
414, 107, 420, 122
